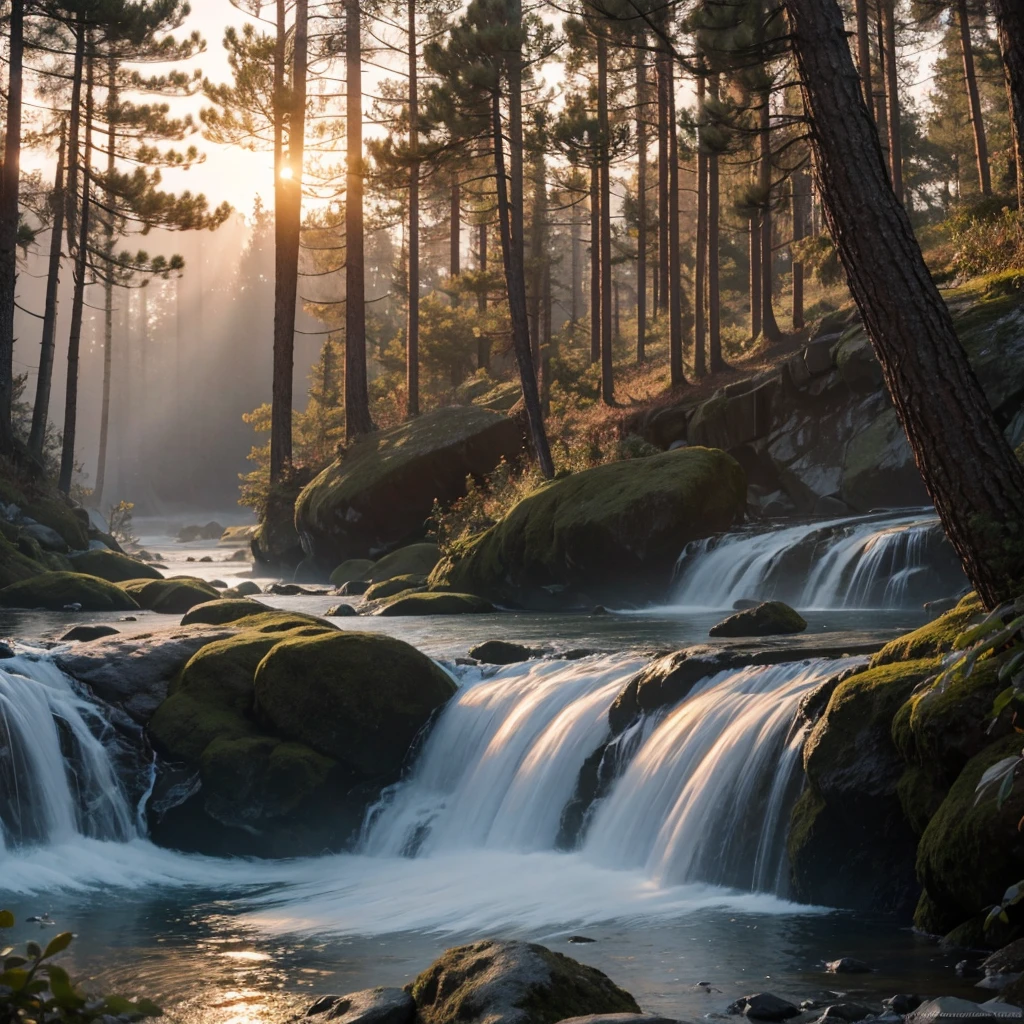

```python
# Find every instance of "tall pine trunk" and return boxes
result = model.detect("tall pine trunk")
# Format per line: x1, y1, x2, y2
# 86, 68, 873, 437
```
749, 210, 762, 341
477, 217, 489, 369
271, 0, 307, 479
875, 8, 890, 160
881, 0, 903, 202
993, 0, 1024, 208
345, 0, 374, 437
59, 51, 94, 496
597, 30, 614, 405
30, 124, 66, 458
958, 0, 992, 196
785, 0, 1024, 608
0, 0, 24, 453
635, 36, 647, 364
657, 49, 670, 315
589, 164, 600, 364
95, 57, 119, 505
407, 0, 420, 418
792, 162, 807, 331
667, 57, 684, 385
708, 74, 723, 372
855, 0, 873, 110
450, 175, 460, 291
759, 94, 781, 342
695, 74, 708, 378
528, 152, 545, 374
491, 25, 553, 479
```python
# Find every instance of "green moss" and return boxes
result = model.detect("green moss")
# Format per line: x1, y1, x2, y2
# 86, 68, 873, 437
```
364, 574, 427, 602
180, 597, 268, 626
375, 591, 495, 616
0, 571, 138, 611
121, 577, 219, 614
430, 447, 747, 608
872, 594, 984, 666
254, 631, 456, 775
22, 495, 88, 550
367, 544, 440, 582
329, 558, 376, 587
916, 734, 1024, 931
148, 691, 257, 764
68, 549, 162, 583
787, 786, 828, 866
0, 531, 47, 588
227, 609, 338, 633
708, 600, 807, 637
896, 765, 948, 836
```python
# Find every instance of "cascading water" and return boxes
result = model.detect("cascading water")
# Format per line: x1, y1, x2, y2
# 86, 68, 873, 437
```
0, 651, 139, 852
672, 510, 966, 610
364, 655, 857, 899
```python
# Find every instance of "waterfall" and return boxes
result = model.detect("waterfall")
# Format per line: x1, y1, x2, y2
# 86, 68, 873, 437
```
672, 510, 965, 610
0, 651, 139, 852
363, 655, 856, 898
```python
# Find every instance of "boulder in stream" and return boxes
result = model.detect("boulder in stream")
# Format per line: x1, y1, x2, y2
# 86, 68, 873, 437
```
469, 640, 539, 665
410, 940, 640, 1024
727, 994, 800, 1022
709, 601, 807, 638
306, 989, 415, 1024
0, 572, 140, 612
69, 548, 163, 583
121, 577, 220, 614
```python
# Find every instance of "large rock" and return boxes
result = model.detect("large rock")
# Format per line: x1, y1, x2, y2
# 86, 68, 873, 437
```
839, 407, 929, 512
306, 989, 415, 1024
709, 601, 807, 637
121, 577, 220, 614
410, 940, 640, 1024
56, 624, 238, 723
367, 544, 441, 582
374, 592, 495, 616
330, 559, 376, 587
431, 447, 746, 609
68, 549, 163, 583
0, 571, 139, 612
254, 631, 456, 776
295, 406, 523, 569
180, 597, 268, 626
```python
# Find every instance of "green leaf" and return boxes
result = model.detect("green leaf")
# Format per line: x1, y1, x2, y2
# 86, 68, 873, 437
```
999, 769, 1016, 808
1, 967, 30, 991
994, 687, 1016, 718
43, 932, 73, 959
105, 995, 141, 1015
4, 955, 28, 969
956, 603, 1015, 649
135, 998, 164, 1017
1000, 652, 1024, 682
45, 964, 85, 1009
25, 940, 42, 959
0, 911, 14, 929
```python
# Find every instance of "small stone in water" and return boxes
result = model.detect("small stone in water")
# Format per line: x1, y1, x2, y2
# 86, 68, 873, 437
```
882, 996, 922, 1015
62, 602, 82, 612
567, 935, 596, 944
120, 616, 137, 622
0, 642, 14, 659
956, 960, 983, 978
825, 957, 873, 974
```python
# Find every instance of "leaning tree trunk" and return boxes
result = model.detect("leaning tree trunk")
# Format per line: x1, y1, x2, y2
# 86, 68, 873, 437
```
59, 53, 94, 496
881, 0, 903, 203
708, 73, 724, 373
0, 0, 24, 454
407, 0, 420, 419
271, 0, 307, 479
30, 123, 67, 459
597, 30, 614, 405
94, 56, 119, 506
635, 35, 647, 365
759, 94, 782, 343
785, 0, 1024, 608
992, 0, 1024, 210
492, 61, 554, 479
695, 74, 708, 378
345, 0, 374, 438
855, 0, 873, 111
958, 0, 992, 197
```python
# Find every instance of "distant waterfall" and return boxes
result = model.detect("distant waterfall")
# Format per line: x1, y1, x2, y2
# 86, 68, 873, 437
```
0, 652, 139, 852
363, 655, 855, 897
672, 511, 965, 610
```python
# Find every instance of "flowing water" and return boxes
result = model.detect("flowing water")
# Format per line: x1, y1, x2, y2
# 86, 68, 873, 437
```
0, 510, 979, 1023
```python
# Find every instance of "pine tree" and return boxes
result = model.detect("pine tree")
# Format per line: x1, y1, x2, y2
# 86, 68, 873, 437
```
992, 0, 1024, 207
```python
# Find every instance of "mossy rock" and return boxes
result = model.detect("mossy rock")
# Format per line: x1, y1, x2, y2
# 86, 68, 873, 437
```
69, 548, 163, 583
221, 581, 263, 598
227, 609, 338, 634
180, 597, 268, 626
431, 447, 747, 609
896, 765, 949, 837
872, 594, 984, 666
709, 601, 807, 637
364, 574, 428, 602
410, 939, 640, 1024
892, 651, 1011, 785
374, 592, 495, 616
789, 657, 943, 913
0, 572, 138, 612
22, 495, 89, 551
254, 631, 456, 776
121, 577, 219, 614
367, 544, 440, 582
916, 735, 1024, 935
329, 559, 376, 587
149, 690, 259, 766
0, 530, 48, 588
295, 406, 523, 569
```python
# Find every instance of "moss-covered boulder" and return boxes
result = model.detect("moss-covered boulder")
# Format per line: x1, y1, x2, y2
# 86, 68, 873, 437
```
367, 544, 440, 582
20, 494, 89, 551
221, 581, 262, 598
254, 631, 456, 776
709, 601, 807, 637
916, 736, 1024, 938
430, 447, 746, 609
69, 548, 163, 583
180, 597, 268, 626
295, 406, 523, 569
364, 574, 428, 602
374, 592, 495, 616
0, 571, 139, 612
252, 469, 311, 569
330, 558, 376, 587
789, 657, 942, 913
410, 940, 640, 1024
121, 577, 219, 614
0, 530, 49, 588
873, 593, 984, 666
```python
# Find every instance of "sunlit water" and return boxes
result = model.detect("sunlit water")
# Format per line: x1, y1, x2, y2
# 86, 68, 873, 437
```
0, 511, 979, 1022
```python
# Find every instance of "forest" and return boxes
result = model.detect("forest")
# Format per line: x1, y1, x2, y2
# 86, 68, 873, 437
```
4, 3, 1024, 1024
